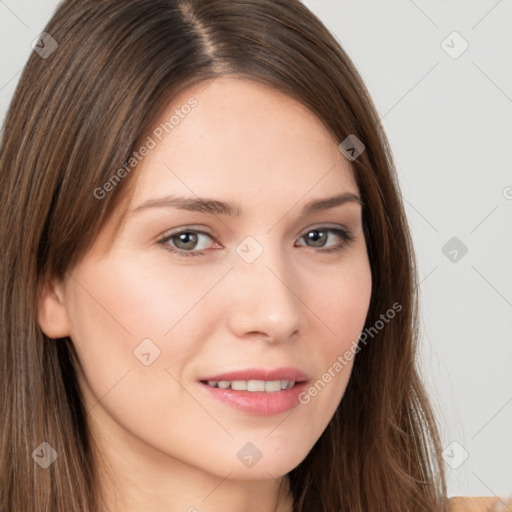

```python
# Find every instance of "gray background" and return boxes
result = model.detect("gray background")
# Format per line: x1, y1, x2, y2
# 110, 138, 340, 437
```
1, 0, 511, 498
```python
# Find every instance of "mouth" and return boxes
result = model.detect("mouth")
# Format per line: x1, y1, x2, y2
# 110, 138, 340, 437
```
197, 367, 310, 416
200, 379, 299, 392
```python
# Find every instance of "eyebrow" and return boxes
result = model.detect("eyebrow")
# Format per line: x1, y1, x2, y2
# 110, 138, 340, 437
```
130, 192, 362, 217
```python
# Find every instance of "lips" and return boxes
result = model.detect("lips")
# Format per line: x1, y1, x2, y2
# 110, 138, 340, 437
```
198, 367, 309, 383
198, 367, 310, 416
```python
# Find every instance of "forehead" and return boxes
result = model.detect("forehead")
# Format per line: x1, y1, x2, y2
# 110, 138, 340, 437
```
93, 77, 360, 255
129, 77, 357, 208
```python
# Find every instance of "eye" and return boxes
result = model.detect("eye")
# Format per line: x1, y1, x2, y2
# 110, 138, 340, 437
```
296, 227, 354, 253
158, 226, 355, 258
158, 228, 217, 257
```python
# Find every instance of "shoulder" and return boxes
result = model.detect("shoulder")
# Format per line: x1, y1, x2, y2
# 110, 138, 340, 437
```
448, 496, 512, 511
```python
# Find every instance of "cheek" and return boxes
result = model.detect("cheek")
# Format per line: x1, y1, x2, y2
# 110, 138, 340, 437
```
303, 256, 371, 402
313, 255, 373, 350
69, 253, 226, 342
64, 257, 218, 447
276, 253, 372, 439
65, 255, 232, 399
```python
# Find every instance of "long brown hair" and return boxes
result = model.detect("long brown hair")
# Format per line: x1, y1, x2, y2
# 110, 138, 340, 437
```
0, 1, 447, 510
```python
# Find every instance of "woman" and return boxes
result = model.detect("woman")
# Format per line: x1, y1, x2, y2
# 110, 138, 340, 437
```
0, 1, 507, 511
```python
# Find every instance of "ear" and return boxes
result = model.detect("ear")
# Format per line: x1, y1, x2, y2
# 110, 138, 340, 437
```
37, 276, 72, 339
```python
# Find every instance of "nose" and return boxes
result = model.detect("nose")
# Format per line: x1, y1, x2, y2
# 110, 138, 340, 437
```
225, 242, 308, 343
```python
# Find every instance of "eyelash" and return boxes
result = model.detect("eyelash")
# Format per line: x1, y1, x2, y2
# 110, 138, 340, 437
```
157, 226, 355, 258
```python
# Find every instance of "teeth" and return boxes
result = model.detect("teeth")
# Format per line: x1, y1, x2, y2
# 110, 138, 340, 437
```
265, 380, 281, 392
231, 380, 246, 391
205, 379, 296, 392
248, 380, 265, 391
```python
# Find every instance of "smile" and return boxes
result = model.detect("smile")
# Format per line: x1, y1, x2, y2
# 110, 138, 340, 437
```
203, 379, 296, 392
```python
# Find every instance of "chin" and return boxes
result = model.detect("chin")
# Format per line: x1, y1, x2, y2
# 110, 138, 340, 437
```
217, 452, 305, 481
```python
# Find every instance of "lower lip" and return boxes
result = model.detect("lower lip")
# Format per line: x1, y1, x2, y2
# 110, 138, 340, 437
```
199, 381, 309, 416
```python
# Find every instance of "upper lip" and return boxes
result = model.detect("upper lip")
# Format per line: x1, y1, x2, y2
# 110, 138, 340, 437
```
199, 367, 309, 382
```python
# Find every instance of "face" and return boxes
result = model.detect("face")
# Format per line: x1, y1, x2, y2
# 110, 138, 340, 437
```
39, 77, 372, 482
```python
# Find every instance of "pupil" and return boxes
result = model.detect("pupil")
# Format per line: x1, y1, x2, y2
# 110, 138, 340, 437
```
308, 230, 326, 247
176, 232, 198, 249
